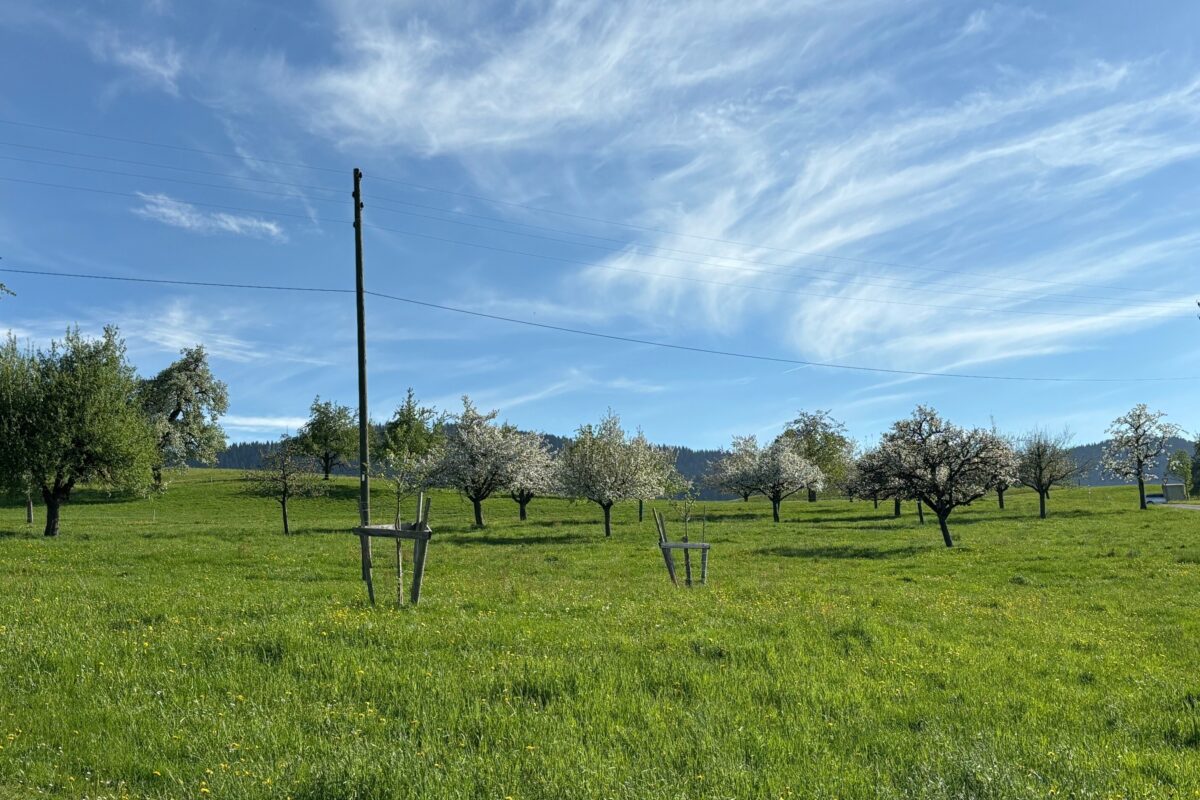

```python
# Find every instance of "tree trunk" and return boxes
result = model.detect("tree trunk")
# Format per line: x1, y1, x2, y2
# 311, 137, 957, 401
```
936, 513, 954, 547
43, 491, 62, 537
602, 503, 613, 537
1137, 476, 1146, 510
997, 487, 1006, 510
281, 497, 290, 535
638, 499, 644, 522
916, 501, 924, 525
25, 494, 33, 525
771, 498, 781, 523
152, 465, 164, 487
472, 497, 484, 527
741, 493, 750, 502
519, 497, 529, 521
873, 496, 879, 509
322, 454, 333, 480
1038, 490, 1047, 519
807, 487, 817, 502
893, 497, 901, 517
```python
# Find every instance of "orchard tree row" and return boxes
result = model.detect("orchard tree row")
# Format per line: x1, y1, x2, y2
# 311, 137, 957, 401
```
255, 393, 679, 537
707, 404, 1185, 546
0, 327, 1190, 541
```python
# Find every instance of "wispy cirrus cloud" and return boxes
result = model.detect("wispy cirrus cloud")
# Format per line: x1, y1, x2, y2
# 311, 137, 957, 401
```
276, 0, 839, 154
241, 1, 1200, 383
88, 30, 183, 95
133, 192, 287, 242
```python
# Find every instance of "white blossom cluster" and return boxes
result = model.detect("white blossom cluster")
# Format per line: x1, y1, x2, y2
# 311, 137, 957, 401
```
507, 430, 557, 512
706, 434, 824, 522
1101, 403, 1181, 484
557, 411, 675, 535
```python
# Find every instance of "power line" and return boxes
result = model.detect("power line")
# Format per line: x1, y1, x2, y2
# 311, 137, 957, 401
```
0, 117, 1175, 298
0, 119, 343, 175
3, 265, 1198, 383
0, 140, 343, 194
1, 175, 1187, 321
0, 175, 323, 222
1, 151, 1172, 311
0, 154, 344, 205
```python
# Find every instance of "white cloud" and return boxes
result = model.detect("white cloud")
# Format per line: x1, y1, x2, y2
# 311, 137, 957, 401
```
267, 0, 886, 154
133, 192, 287, 242
88, 30, 183, 95
226, 2, 1200, 380
224, 415, 308, 431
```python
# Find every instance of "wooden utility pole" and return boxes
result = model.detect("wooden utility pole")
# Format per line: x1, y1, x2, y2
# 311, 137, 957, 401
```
353, 168, 369, 525
353, 168, 375, 605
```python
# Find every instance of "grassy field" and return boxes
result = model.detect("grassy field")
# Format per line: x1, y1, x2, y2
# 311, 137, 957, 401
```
1, 471, 1198, 799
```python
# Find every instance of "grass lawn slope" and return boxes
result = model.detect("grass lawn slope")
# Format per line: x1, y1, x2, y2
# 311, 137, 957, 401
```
1, 471, 1198, 799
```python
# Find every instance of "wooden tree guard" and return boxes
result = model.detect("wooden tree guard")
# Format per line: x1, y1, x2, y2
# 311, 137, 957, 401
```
653, 510, 709, 587
353, 493, 433, 606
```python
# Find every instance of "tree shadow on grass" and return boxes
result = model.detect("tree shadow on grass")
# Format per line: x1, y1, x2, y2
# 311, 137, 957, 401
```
756, 544, 934, 560
442, 532, 596, 547
706, 512, 772, 522
320, 484, 363, 502
508, 518, 610, 529
802, 513, 914, 525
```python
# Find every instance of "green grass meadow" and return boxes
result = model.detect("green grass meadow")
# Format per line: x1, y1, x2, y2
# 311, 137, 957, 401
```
1, 471, 1198, 799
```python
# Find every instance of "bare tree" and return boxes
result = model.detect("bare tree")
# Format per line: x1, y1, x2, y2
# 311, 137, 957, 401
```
1102, 404, 1181, 510
557, 411, 669, 537
851, 447, 906, 516
243, 436, 326, 534
875, 406, 1016, 547
1016, 428, 1079, 519
375, 445, 441, 528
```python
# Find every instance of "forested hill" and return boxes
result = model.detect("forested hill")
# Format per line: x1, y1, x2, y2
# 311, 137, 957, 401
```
207, 435, 1197, 492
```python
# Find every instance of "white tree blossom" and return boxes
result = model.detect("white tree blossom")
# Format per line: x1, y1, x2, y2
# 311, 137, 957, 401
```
779, 410, 854, 500
706, 435, 761, 502
1102, 403, 1182, 509
1016, 428, 1079, 519
874, 406, 1016, 547
438, 396, 521, 528
557, 410, 669, 537
507, 430, 557, 521
750, 437, 824, 523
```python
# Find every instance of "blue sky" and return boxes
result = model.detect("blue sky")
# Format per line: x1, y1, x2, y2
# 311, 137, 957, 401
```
1, 1, 1198, 449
